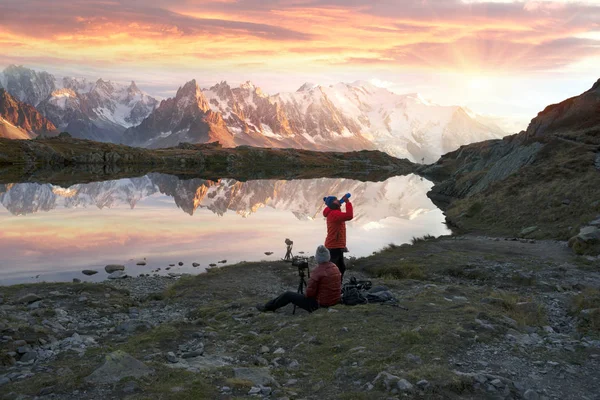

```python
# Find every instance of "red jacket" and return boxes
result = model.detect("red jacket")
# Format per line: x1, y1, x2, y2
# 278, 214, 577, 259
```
323, 201, 353, 249
305, 262, 341, 306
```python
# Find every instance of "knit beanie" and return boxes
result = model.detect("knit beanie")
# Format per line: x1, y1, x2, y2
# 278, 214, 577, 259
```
323, 196, 337, 208
315, 245, 330, 263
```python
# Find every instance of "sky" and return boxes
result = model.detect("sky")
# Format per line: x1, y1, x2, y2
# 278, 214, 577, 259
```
1, 0, 599, 131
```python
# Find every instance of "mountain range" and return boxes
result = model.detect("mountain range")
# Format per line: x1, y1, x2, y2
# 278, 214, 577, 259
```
0, 65, 506, 162
0, 174, 435, 225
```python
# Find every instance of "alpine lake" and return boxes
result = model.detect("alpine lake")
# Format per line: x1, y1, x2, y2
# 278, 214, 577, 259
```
0, 173, 450, 285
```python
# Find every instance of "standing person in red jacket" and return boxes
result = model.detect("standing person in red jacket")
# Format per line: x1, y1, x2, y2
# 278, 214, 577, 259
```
256, 246, 341, 313
323, 194, 353, 279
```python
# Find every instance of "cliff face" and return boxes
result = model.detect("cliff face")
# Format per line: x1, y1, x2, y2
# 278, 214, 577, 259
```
420, 79, 600, 240
0, 89, 57, 138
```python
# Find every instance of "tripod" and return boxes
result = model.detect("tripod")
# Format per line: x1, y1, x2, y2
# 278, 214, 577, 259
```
293, 267, 310, 314
283, 243, 293, 262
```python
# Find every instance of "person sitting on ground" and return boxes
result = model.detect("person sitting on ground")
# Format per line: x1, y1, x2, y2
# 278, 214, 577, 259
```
256, 245, 341, 313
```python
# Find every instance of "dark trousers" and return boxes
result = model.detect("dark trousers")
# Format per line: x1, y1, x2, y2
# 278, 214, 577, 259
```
328, 248, 346, 278
264, 291, 319, 313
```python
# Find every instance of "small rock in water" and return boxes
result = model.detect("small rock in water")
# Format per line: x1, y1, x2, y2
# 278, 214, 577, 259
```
82, 270, 98, 276
209, 263, 217, 267
169, 264, 175, 267
219, 260, 227, 264
136, 261, 146, 266
105, 264, 125, 273
178, 262, 184, 266
73, 278, 81, 283
264, 252, 273, 256
192, 262, 200, 267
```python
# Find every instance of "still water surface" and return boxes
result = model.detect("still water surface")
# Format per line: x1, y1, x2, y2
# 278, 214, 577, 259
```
0, 173, 450, 284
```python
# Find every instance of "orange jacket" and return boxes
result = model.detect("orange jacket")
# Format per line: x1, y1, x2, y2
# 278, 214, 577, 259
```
305, 261, 341, 306
323, 201, 353, 249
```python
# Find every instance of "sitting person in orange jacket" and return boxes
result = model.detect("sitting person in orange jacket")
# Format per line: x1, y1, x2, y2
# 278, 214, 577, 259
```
323, 193, 353, 279
256, 245, 341, 313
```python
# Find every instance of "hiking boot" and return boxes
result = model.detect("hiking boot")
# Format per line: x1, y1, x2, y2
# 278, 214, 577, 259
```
255, 303, 268, 312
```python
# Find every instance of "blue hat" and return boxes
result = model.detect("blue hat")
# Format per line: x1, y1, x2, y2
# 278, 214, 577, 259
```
323, 196, 337, 208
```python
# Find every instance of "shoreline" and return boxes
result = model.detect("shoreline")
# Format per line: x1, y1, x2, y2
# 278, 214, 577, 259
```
1, 234, 598, 399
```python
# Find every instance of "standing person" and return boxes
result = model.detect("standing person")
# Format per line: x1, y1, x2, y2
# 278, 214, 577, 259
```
323, 193, 353, 279
256, 246, 341, 313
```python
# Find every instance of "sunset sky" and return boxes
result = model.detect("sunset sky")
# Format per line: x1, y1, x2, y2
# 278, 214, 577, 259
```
1, 0, 599, 131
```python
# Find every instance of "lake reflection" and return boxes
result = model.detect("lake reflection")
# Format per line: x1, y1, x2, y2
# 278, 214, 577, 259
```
0, 174, 450, 284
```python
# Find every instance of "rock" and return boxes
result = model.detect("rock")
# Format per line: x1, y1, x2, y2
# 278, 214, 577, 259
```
589, 217, 600, 226
166, 352, 178, 363
82, 270, 98, 276
562, 199, 571, 205
273, 347, 285, 354
27, 301, 42, 310
481, 297, 507, 307
20, 351, 37, 362
523, 389, 540, 400
107, 271, 128, 280
490, 378, 504, 388
116, 320, 152, 335
520, 226, 538, 237
397, 379, 413, 392
192, 263, 200, 267
264, 252, 273, 255
288, 360, 300, 369
85, 351, 154, 384
260, 346, 270, 354
219, 260, 227, 263
0, 376, 9, 386
248, 387, 261, 395
169, 264, 175, 267
569, 226, 600, 255
209, 263, 217, 267
73, 278, 81, 283
136, 261, 146, 266
17, 293, 42, 304
105, 264, 125, 273
261, 386, 272, 395
178, 262, 184, 266
406, 353, 422, 364
38, 386, 55, 396
373, 371, 401, 390
233, 367, 277, 386
122, 381, 141, 394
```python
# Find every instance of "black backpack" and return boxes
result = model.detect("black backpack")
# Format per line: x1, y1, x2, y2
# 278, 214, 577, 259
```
341, 277, 371, 305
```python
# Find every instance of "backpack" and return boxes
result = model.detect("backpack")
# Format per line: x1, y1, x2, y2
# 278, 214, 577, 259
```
341, 277, 371, 306
341, 286, 368, 306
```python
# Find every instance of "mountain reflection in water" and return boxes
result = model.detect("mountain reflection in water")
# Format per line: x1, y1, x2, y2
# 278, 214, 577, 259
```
0, 174, 450, 284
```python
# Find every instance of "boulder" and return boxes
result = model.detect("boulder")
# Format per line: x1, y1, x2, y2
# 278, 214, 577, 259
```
192, 262, 200, 267
105, 264, 125, 273
85, 351, 154, 384
397, 379, 413, 392
82, 270, 98, 276
568, 226, 600, 255
17, 293, 42, 304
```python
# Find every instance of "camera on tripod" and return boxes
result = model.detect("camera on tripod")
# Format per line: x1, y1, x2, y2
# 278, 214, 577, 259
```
291, 256, 309, 271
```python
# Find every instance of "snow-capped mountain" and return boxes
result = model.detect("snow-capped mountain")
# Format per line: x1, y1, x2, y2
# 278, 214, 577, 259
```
0, 65, 158, 143
0, 174, 436, 227
200, 79, 504, 161
122, 80, 234, 148
0, 65, 506, 161
0, 89, 57, 139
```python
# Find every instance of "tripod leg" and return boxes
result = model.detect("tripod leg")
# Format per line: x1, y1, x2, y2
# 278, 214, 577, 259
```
293, 276, 304, 315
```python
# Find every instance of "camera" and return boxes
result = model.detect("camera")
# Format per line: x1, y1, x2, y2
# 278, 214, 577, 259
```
292, 256, 309, 270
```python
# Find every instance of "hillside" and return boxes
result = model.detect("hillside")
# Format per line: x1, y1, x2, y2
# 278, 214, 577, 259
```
420, 78, 600, 246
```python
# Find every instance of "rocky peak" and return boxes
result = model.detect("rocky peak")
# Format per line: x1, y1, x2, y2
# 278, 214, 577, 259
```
94, 78, 115, 95
296, 82, 318, 92
175, 80, 210, 112
585, 78, 600, 94
0, 88, 57, 134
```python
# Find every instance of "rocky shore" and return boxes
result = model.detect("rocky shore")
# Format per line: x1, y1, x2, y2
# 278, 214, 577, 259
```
1, 235, 598, 399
